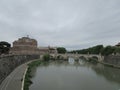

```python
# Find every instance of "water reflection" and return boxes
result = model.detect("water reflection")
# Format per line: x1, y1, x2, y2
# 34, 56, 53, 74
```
68, 58, 75, 65
91, 63, 120, 84
30, 59, 120, 90
79, 59, 86, 65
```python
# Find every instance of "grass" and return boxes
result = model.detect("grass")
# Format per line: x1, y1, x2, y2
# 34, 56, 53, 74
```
24, 60, 42, 90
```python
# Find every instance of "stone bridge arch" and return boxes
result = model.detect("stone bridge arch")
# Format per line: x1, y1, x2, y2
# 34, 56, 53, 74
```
49, 53, 104, 61
91, 56, 98, 60
79, 56, 88, 60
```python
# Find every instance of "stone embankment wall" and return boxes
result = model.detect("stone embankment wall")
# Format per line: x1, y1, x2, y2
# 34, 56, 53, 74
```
103, 55, 120, 67
0, 55, 40, 84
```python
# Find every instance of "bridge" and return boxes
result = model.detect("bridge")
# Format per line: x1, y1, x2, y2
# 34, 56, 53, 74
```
50, 53, 104, 62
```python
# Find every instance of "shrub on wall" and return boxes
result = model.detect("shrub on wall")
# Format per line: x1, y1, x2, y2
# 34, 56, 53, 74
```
43, 54, 50, 61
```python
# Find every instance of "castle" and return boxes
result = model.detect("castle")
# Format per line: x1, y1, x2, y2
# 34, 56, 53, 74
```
10, 36, 57, 55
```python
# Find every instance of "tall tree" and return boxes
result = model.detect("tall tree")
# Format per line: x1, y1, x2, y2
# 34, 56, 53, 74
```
0, 41, 11, 55
101, 46, 115, 56
57, 47, 66, 54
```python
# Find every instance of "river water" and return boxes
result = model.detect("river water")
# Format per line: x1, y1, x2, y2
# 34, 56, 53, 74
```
29, 58, 120, 90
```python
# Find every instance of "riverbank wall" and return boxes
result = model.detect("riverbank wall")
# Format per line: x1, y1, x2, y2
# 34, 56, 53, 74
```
0, 55, 40, 84
102, 55, 120, 68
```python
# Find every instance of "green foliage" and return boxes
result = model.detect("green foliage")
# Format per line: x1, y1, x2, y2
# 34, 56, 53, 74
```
24, 60, 51, 90
43, 54, 50, 61
114, 47, 120, 54
70, 44, 120, 56
70, 45, 104, 54
0, 41, 11, 55
101, 46, 115, 56
28, 60, 41, 67
24, 60, 41, 90
24, 71, 32, 90
57, 47, 66, 54
89, 45, 103, 54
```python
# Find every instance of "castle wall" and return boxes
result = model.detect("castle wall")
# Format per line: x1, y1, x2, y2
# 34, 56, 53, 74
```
10, 37, 57, 55
10, 37, 39, 55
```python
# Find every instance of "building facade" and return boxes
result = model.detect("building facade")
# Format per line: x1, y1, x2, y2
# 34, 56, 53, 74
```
10, 36, 57, 55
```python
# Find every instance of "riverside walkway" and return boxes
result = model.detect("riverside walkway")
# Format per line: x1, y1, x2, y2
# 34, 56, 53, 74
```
0, 63, 27, 90
0, 60, 35, 90
0, 63, 26, 90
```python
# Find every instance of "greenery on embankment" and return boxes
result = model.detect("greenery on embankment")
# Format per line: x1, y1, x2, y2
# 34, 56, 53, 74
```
42, 54, 50, 61
24, 54, 50, 90
70, 45, 120, 56
24, 60, 42, 90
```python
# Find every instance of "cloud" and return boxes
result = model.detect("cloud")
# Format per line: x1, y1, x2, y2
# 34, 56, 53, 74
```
0, 0, 120, 50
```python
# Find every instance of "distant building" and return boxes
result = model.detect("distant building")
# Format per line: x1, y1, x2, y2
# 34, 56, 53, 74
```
115, 42, 120, 47
10, 36, 57, 55
38, 46, 57, 54
48, 46, 58, 54
10, 36, 39, 54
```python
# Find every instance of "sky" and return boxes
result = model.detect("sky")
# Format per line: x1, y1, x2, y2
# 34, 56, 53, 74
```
0, 0, 120, 50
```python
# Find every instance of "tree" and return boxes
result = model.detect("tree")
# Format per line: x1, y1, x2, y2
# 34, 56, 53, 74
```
0, 41, 11, 55
43, 54, 50, 61
89, 45, 104, 54
101, 46, 115, 56
57, 47, 67, 54
70, 45, 104, 54
113, 47, 120, 54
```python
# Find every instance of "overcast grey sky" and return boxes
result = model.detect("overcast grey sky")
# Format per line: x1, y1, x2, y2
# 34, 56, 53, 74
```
0, 0, 120, 50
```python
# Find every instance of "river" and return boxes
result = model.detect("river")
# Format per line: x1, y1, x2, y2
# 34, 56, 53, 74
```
29, 58, 120, 90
